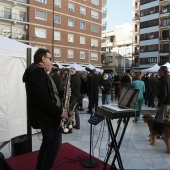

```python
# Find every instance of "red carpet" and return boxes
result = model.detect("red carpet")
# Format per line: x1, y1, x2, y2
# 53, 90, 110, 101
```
6, 142, 110, 170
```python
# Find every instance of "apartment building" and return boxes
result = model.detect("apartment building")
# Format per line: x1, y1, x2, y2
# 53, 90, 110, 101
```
133, 0, 170, 71
102, 23, 133, 74
0, 0, 107, 66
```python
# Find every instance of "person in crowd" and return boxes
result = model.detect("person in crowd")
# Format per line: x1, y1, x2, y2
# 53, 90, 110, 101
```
101, 74, 112, 104
50, 64, 64, 99
86, 69, 99, 113
148, 73, 158, 108
114, 74, 120, 101
156, 66, 170, 121
22, 48, 67, 170
144, 73, 150, 105
70, 67, 81, 130
132, 73, 145, 123
78, 72, 87, 111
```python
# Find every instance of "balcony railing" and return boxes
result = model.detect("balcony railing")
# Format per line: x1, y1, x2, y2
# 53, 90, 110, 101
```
0, 11, 27, 22
0, 31, 28, 40
11, 0, 28, 3
159, 49, 169, 53
133, 16, 140, 21
160, 22, 170, 27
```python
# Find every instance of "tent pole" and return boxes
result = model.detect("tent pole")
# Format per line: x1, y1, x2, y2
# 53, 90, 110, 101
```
26, 48, 32, 152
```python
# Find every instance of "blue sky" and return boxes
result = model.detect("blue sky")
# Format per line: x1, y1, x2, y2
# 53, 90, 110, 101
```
105, 0, 132, 31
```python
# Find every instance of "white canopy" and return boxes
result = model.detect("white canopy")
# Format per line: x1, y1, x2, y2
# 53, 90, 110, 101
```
86, 64, 104, 74
66, 63, 85, 71
0, 35, 37, 142
86, 64, 95, 70
141, 64, 160, 74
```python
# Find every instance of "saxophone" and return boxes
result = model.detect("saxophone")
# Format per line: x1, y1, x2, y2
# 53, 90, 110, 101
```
59, 71, 78, 133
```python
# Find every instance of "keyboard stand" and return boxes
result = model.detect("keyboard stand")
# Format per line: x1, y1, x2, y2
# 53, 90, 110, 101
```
97, 106, 133, 170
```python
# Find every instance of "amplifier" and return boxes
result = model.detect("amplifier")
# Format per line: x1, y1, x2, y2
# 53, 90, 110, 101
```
11, 134, 32, 156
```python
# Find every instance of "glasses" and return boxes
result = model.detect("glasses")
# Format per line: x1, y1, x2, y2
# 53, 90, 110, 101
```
45, 57, 53, 62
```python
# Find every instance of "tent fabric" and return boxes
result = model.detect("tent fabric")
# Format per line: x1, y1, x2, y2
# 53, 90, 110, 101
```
66, 63, 85, 71
141, 64, 160, 73
0, 36, 37, 142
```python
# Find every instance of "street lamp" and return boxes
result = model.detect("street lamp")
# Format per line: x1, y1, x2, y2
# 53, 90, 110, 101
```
30, 34, 37, 46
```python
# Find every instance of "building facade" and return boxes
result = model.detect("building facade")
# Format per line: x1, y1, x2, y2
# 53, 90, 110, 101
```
102, 23, 133, 74
133, 0, 170, 71
0, 0, 107, 67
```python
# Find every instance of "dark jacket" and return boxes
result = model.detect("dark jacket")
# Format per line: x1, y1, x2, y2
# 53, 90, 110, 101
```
101, 79, 112, 94
22, 63, 62, 129
157, 74, 170, 107
70, 73, 81, 103
148, 76, 157, 93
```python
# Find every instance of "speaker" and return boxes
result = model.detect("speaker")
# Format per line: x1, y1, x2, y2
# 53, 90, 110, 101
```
11, 134, 32, 156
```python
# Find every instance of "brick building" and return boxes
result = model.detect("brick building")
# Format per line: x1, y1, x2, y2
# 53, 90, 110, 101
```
0, 0, 107, 66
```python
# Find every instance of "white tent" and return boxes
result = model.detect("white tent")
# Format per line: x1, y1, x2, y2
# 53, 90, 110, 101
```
66, 63, 85, 71
0, 35, 37, 142
86, 64, 95, 70
141, 64, 160, 74
86, 64, 104, 74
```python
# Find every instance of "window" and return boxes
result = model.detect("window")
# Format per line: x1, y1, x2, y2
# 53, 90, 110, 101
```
35, 10, 47, 21
80, 51, 85, 59
91, 38, 98, 47
35, 0, 47, 4
54, 31, 61, 40
55, 0, 61, 8
80, 7, 86, 15
91, 52, 98, 60
80, 36, 85, 44
35, 28, 46, 38
54, 15, 61, 24
20, 11, 27, 22
68, 3, 74, 12
80, 21, 86, 30
68, 18, 74, 27
91, 10, 98, 19
91, 0, 99, 6
91, 24, 99, 33
68, 34, 74, 42
54, 48, 61, 57
68, 49, 74, 58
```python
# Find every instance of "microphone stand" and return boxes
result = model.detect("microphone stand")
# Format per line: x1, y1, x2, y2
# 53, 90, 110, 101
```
82, 68, 98, 168
82, 110, 98, 168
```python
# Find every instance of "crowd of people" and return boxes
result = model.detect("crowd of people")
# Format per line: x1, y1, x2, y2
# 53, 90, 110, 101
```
22, 48, 170, 170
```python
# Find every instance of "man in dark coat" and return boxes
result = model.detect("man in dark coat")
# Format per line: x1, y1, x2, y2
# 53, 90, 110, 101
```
156, 66, 170, 120
70, 67, 81, 130
86, 69, 99, 113
23, 48, 66, 170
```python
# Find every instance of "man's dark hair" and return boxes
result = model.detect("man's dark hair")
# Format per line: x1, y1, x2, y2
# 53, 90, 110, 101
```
34, 48, 50, 64
159, 66, 168, 74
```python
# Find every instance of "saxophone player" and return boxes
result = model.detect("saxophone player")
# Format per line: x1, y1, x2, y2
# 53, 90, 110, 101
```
23, 48, 67, 170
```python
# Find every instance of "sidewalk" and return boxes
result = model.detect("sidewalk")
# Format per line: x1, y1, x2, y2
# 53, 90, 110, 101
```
1, 97, 170, 169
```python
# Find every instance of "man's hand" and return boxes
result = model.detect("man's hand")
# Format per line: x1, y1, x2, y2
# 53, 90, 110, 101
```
61, 108, 68, 118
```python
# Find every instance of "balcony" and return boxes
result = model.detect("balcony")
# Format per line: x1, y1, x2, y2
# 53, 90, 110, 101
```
102, 8, 107, 19
133, 5, 140, 11
0, 11, 28, 23
102, 0, 107, 7
132, 16, 139, 22
160, 37, 170, 43
134, 28, 139, 34
0, 30, 28, 41
160, 22, 170, 29
102, 21, 107, 31
159, 49, 169, 56
6, 0, 29, 7
160, 0, 170, 5
160, 8, 170, 18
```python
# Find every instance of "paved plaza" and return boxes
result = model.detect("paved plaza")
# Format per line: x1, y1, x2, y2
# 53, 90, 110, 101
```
1, 97, 170, 169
